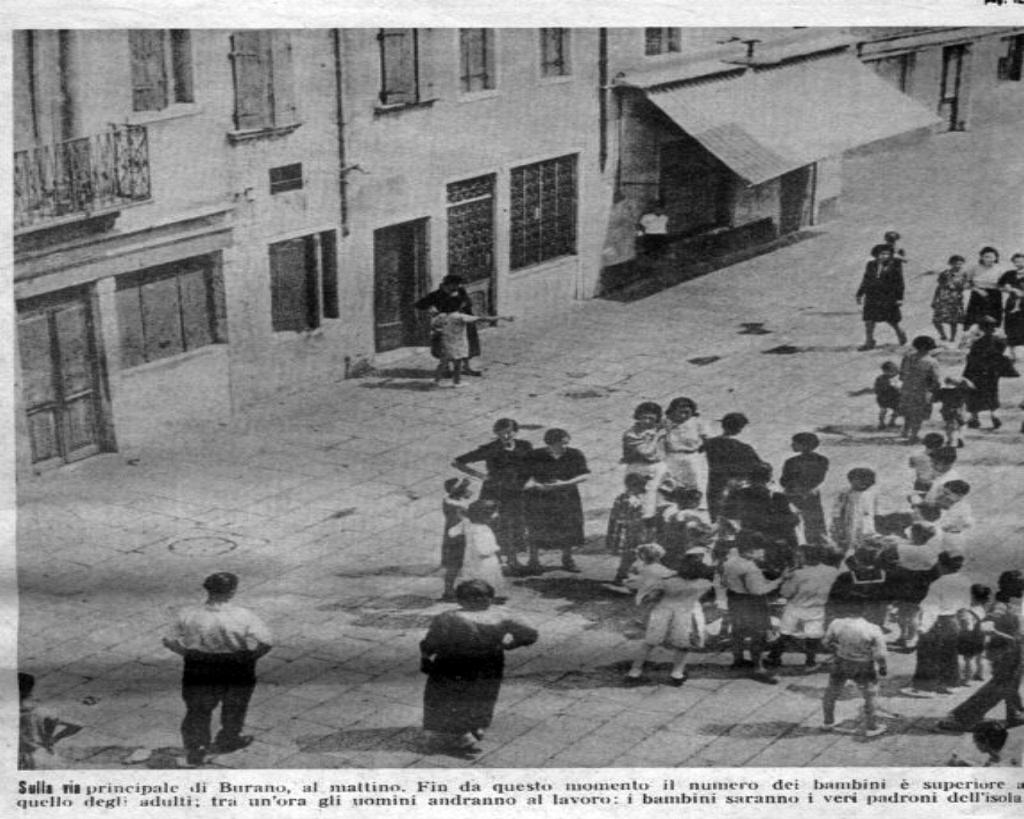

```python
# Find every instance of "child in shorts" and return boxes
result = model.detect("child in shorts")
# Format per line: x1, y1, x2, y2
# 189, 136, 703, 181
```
873, 361, 901, 430
935, 376, 975, 449
821, 608, 889, 737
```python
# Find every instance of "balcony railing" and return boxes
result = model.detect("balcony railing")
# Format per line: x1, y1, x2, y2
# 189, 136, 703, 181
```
13, 125, 151, 232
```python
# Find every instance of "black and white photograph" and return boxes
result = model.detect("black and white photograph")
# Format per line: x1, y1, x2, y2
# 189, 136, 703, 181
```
8, 10, 1024, 782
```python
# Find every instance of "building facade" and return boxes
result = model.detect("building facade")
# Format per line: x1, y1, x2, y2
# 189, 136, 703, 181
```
11, 27, 1024, 474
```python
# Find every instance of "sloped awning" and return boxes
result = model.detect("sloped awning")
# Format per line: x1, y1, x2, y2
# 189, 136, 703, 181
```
638, 53, 940, 185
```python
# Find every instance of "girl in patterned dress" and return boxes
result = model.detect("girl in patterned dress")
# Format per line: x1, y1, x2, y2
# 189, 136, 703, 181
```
931, 255, 968, 343
606, 472, 652, 586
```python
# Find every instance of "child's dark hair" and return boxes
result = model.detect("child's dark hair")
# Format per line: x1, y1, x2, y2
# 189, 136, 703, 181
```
948, 254, 965, 265
543, 427, 570, 446
661, 484, 703, 508
970, 584, 992, 604
932, 446, 958, 466
883, 230, 900, 243
791, 432, 819, 451
735, 530, 771, 555
633, 401, 662, 421
979, 246, 1000, 261
922, 432, 945, 449
19, 672, 35, 700
636, 542, 665, 563
624, 472, 652, 493
675, 552, 714, 581
880, 360, 898, 373
666, 397, 698, 417
749, 461, 773, 484
871, 243, 893, 258
944, 479, 970, 497
455, 579, 494, 604
466, 499, 498, 523
720, 412, 749, 434
846, 467, 876, 486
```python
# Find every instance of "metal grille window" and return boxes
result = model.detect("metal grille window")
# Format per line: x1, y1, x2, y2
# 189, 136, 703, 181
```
644, 28, 681, 56
447, 174, 495, 284
379, 29, 419, 105
460, 29, 495, 93
130, 29, 194, 112
510, 155, 577, 270
229, 30, 298, 131
540, 28, 570, 77
115, 255, 227, 368
269, 231, 339, 332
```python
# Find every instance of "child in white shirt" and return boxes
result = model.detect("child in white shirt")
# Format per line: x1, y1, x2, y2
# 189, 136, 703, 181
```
453, 500, 506, 600
830, 467, 878, 555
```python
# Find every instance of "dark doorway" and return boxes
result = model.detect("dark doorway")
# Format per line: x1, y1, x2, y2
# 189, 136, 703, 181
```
373, 219, 429, 352
779, 165, 814, 235
659, 136, 731, 236
940, 45, 968, 132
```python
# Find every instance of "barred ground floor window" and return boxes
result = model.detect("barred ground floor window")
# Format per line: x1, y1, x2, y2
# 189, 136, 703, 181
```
509, 154, 577, 270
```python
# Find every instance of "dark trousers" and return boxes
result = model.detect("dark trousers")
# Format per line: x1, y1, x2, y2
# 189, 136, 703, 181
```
950, 653, 1023, 729
181, 654, 257, 753
911, 616, 960, 691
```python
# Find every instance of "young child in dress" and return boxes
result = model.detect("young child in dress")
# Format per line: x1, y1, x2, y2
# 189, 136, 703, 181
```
432, 311, 512, 387
19, 672, 79, 769
931, 254, 967, 343
624, 551, 715, 686
956, 584, 992, 685
656, 485, 712, 569
830, 467, 879, 556
621, 402, 668, 519
821, 606, 889, 737
766, 545, 840, 670
935, 376, 975, 449
453, 500, 507, 601
908, 433, 946, 493
873, 361, 901, 430
440, 478, 473, 601
780, 432, 829, 545
606, 472, 652, 587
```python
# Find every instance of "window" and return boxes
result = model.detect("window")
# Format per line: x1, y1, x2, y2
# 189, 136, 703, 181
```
229, 30, 297, 132
645, 28, 681, 56
115, 255, 226, 368
378, 29, 420, 105
510, 155, 577, 270
870, 53, 916, 93
129, 30, 193, 112
269, 163, 303, 194
540, 28, 570, 78
460, 29, 495, 93
998, 34, 1024, 82
448, 174, 496, 287
269, 231, 339, 332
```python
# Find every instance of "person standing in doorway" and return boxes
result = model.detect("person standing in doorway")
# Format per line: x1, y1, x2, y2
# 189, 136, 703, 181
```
856, 244, 907, 350
636, 200, 669, 259
163, 572, 273, 768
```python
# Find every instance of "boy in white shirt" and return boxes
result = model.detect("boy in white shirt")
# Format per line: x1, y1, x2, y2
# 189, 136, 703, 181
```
822, 606, 889, 737
766, 545, 839, 669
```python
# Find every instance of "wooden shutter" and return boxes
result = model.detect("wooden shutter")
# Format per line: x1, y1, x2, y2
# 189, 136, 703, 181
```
130, 30, 168, 112
270, 31, 298, 126
169, 29, 194, 103
230, 30, 272, 130
482, 29, 495, 89
320, 230, 339, 319
379, 29, 418, 105
270, 238, 312, 332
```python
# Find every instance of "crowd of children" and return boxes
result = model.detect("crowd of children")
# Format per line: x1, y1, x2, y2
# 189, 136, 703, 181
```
430, 392, 1019, 746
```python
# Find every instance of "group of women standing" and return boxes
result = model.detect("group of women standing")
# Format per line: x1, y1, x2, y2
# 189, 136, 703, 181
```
451, 419, 589, 574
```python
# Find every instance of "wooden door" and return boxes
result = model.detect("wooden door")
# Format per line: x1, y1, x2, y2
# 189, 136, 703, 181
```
18, 291, 104, 466
373, 220, 428, 352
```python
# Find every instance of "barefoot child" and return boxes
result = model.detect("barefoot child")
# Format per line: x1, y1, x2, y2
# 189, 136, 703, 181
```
935, 376, 975, 448
766, 545, 839, 669
453, 500, 507, 600
625, 551, 714, 686
822, 606, 889, 737
432, 311, 513, 387
606, 473, 652, 587
440, 478, 473, 601
874, 362, 902, 430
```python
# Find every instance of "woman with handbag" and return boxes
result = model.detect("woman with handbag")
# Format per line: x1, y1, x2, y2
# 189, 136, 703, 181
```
962, 316, 1017, 431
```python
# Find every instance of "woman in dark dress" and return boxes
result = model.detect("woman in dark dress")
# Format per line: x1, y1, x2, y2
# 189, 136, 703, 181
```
523, 428, 590, 573
420, 579, 538, 757
999, 253, 1024, 354
416, 275, 482, 374
963, 316, 1012, 430
855, 244, 907, 350
452, 418, 533, 573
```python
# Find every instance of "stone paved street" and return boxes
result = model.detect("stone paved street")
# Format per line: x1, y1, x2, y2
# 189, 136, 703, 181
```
18, 113, 1024, 769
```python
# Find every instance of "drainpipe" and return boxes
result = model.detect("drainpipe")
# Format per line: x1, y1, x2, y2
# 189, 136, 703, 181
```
598, 28, 608, 172
331, 29, 349, 236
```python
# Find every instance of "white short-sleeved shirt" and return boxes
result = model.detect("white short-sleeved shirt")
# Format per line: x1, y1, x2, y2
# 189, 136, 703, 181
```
169, 601, 273, 654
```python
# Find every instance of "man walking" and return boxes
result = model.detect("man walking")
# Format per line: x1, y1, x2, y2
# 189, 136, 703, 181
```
163, 572, 273, 767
